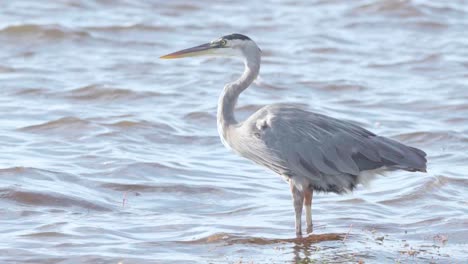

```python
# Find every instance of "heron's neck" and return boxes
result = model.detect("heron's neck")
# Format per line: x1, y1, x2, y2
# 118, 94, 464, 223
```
217, 55, 260, 132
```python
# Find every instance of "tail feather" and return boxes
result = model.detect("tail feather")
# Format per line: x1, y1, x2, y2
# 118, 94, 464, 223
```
374, 136, 427, 173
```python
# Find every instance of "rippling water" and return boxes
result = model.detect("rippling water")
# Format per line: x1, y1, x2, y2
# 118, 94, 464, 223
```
1, 0, 467, 263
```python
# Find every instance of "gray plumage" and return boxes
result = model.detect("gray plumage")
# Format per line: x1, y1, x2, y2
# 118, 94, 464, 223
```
161, 33, 427, 236
228, 104, 426, 194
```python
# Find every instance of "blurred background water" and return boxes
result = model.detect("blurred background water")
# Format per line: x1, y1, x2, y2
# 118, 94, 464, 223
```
0, 0, 467, 263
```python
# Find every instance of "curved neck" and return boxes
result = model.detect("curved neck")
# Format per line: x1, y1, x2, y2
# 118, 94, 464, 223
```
217, 54, 260, 130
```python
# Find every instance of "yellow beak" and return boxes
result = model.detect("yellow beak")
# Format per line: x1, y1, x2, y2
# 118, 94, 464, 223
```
160, 43, 215, 59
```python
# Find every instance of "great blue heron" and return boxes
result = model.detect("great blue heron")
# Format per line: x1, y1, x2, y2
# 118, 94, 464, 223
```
160, 33, 427, 236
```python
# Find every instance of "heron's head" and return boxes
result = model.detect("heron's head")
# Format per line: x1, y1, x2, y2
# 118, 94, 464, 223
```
160, 33, 260, 60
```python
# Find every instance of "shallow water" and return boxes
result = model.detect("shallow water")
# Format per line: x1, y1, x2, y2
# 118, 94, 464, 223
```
1, 0, 467, 263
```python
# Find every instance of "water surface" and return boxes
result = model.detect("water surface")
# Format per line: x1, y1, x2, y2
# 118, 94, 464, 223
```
1, 0, 467, 263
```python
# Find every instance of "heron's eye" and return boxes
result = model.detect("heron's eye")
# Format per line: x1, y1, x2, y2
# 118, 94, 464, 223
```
220, 39, 227, 46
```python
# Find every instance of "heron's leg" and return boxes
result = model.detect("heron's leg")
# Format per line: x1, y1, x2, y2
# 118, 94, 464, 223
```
304, 189, 313, 233
290, 181, 304, 237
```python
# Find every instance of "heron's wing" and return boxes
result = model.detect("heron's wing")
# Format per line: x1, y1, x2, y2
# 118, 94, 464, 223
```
252, 105, 426, 184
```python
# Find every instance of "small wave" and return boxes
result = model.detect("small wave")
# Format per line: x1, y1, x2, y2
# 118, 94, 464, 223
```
299, 81, 367, 92
0, 166, 32, 174
19, 117, 94, 133
0, 65, 15, 73
171, 3, 201, 11
254, 78, 287, 91
12, 87, 49, 96
395, 130, 468, 144
0, 24, 89, 39
349, 0, 425, 18
378, 174, 461, 206
181, 232, 344, 245
427, 103, 468, 112
101, 182, 224, 195
106, 120, 151, 128
307, 47, 341, 54
102, 120, 176, 135
0, 167, 79, 183
335, 198, 367, 204
102, 162, 192, 180
183, 111, 215, 122
419, 2, 468, 17
84, 24, 172, 32
0, 166, 65, 181
445, 117, 468, 125
368, 54, 441, 69
20, 231, 73, 238
0, 188, 111, 211
66, 85, 162, 102
411, 21, 448, 30
200, 206, 261, 216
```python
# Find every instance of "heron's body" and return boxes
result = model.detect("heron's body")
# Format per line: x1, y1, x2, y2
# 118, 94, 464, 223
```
161, 33, 427, 236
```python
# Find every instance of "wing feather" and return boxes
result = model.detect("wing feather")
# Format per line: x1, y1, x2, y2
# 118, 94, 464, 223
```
246, 105, 426, 182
